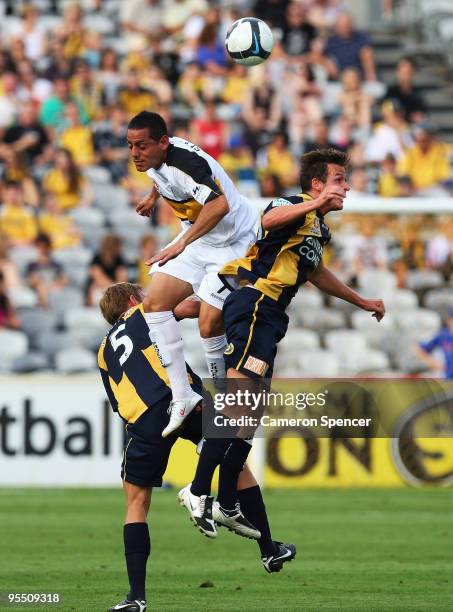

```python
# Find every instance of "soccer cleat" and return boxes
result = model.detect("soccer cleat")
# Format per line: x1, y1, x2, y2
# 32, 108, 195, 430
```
262, 541, 297, 573
177, 484, 217, 538
108, 598, 147, 612
213, 501, 261, 540
162, 394, 203, 438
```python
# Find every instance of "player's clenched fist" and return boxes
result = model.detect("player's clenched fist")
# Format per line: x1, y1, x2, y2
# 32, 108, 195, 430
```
136, 185, 159, 217
361, 299, 386, 322
317, 183, 348, 209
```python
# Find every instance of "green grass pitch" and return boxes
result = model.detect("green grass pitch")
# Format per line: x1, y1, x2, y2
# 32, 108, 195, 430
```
1, 488, 452, 611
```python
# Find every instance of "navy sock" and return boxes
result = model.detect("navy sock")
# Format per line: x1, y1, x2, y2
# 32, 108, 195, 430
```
238, 485, 276, 557
123, 522, 150, 601
191, 437, 231, 496
217, 438, 252, 510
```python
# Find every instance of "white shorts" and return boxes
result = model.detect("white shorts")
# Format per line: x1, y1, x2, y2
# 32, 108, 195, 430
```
150, 229, 257, 309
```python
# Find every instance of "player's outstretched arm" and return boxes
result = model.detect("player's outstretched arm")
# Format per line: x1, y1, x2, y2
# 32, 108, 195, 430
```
149, 195, 229, 266
262, 184, 346, 231
307, 262, 385, 321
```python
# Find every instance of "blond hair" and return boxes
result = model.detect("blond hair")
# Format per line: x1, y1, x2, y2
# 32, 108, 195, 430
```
100, 282, 143, 325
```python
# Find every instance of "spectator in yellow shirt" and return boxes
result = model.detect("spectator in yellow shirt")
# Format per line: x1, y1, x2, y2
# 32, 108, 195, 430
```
0, 180, 37, 246
222, 63, 249, 108
257, 132, 299, 188
397, 123, 450, 192
118, 71, 157, 118
43, 148, 93, 210
70, 59, 104, 121
59, 101, 96, 167
39, 192, 81, 250
218, 134, 255, 183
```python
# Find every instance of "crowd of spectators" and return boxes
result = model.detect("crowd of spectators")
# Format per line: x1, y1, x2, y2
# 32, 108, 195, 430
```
0, 0, 453, 366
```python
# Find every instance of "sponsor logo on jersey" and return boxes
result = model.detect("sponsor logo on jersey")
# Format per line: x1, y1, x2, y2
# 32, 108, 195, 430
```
271, 198, 292, 208
224, 343, 235, 356
244, 355, 269, 376
311, 216, 322, 236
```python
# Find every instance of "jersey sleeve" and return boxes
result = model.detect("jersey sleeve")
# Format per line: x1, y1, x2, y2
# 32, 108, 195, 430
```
263, 196, 303, 215
262, 196, 306, 234
419, 334, 442, 354
173, 155, 223, 205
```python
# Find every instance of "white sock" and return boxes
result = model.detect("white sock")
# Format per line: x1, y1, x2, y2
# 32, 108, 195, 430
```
201, 334, 227, 382
144, 311, 195, 400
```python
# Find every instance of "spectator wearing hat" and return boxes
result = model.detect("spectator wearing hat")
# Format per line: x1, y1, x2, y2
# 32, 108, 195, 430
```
415, 310, 453, 379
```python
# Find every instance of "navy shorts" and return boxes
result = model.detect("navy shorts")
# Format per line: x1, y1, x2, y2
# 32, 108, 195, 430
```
222, 287, 289, 379
121, 396, 206, 488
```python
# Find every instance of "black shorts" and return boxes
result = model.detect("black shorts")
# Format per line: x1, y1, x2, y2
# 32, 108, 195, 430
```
222, 287, 289, 379
121, 396, 205, 488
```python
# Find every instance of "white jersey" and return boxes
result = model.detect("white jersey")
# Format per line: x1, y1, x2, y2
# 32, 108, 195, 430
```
146, 137, 259, 247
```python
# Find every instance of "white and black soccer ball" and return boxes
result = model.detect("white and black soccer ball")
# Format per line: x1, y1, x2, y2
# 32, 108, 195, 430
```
225, 17, 274, 67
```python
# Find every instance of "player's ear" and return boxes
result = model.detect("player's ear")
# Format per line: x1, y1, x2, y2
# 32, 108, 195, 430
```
312, 177, 324, 192
159, 135, 170, 149
129, 295, 139, 307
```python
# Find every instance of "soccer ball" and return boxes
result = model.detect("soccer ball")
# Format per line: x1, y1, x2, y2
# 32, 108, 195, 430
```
225, 18, 274, 67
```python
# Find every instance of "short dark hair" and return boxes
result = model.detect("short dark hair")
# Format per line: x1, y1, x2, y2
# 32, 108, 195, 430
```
128, 111, 168, 141
299, 148, 349, 192
35, 233, 52, 248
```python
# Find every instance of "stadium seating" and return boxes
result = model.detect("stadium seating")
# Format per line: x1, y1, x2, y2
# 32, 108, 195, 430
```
36, 330, 79, 361
19, 309, 58, 348
48, 287, 85, 325
0, 330, 29, 371
9, 286, 39, 309
393, 308, 442, 341
298, 349, 340, 377
93, 185, 130, 214
54, 347, 97, 373
12, 351, 50, 373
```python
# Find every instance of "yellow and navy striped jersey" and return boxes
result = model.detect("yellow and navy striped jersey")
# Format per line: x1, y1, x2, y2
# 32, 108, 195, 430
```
98, 304, 201, 423
219, 193, 331, 309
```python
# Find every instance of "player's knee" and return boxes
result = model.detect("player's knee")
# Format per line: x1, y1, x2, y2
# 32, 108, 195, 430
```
127, 486, 150, 512
199, 309, 223, 338
143, 292, 165, 313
